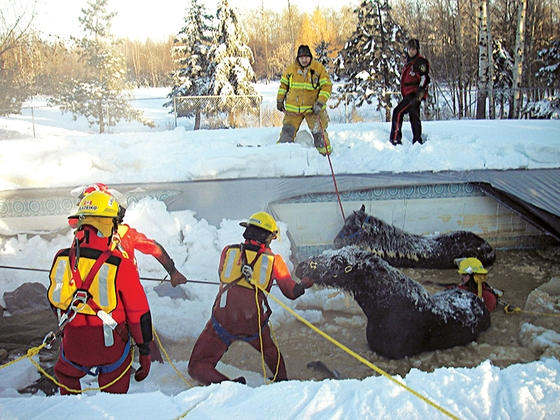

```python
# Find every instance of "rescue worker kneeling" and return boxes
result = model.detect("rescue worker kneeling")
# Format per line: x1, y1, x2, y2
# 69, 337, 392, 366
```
48, 191, 153, 394
188, 212, 313, 385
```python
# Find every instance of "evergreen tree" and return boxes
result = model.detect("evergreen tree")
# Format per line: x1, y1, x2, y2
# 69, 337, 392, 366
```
491, 39, 514, 118
208, 0, 258, 127
167, 0, 215, 130
334, 0, 407, 122
536, 39, 560, 87
49, 0, 153, 133
314, 40, 335, 73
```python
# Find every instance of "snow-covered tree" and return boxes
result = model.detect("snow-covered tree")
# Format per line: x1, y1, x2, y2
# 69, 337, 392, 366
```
314, 40, 335, 73
334, 0, 407, 122
166, 0, 215, 130
208, 0, 258, 127
49, 0, 153, 133
535, 39, 560, 88
491, 39, 514, 118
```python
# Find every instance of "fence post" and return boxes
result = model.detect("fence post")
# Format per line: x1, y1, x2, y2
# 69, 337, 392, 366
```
173, 97, 178, 128
31, 106, 36, 138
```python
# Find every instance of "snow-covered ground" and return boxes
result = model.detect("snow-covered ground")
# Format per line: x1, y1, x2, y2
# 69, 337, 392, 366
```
1, 85, 560, 419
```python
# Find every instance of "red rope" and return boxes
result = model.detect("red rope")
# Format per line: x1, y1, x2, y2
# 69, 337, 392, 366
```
318, 116, 346, 221
282, 109, 346, 221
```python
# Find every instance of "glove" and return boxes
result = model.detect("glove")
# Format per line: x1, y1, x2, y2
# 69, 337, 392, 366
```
134, 354, 151, 382
170, 269, 187, 287
414, 88, 425, 104
300, 276, 314, 289
312, 100, 324, 115
277, 100, 285, 112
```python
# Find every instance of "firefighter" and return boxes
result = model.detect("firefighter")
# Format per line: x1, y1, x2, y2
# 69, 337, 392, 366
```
48, 191, 153, 394
70, 183, 187, 288
390, 38, 430, 145
188, 212, 313, 385
277, 45, 333, 156
456, 257, 498, 312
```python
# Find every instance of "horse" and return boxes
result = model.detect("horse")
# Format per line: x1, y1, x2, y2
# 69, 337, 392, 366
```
295, 247, 491, 359
333, 204, 496, 269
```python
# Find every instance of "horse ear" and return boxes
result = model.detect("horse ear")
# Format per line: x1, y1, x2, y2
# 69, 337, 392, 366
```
360, 204, 366, 212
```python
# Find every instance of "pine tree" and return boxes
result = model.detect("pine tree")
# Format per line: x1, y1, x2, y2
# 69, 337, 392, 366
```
208, 0, 258, 128
49, 0, 153, 133
535, 39, 560, 88
167, 0, 215, 130
334, 0, 407, 122
314, 40, 335, 73
491, 39, 514, 119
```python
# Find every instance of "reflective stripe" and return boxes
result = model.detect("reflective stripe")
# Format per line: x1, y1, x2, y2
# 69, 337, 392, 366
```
223, 251, 237, 280
53, 259, 67, 303
257, 256, 271, 287
219, 289, 228, 308
98, 264, 109, 307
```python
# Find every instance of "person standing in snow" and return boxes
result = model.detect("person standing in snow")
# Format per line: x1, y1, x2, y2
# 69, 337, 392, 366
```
390, 38, 430, 145
48, 191, 153, 394
276, 45, 333, 156
453, 257, 498, 313
188, 212, 313, 385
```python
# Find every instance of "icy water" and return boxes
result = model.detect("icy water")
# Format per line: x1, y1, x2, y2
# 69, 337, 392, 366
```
161, 247, 560, 382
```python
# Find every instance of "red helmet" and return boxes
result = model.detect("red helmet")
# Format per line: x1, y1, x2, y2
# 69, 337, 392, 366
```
83, 183, 109, 196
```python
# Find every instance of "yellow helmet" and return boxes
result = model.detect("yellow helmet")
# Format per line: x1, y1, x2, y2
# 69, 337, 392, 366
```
73, 191, 119, 218
457, 257, 488, 274
240, 211, 279, 238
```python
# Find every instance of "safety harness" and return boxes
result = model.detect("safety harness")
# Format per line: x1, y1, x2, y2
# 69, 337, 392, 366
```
212, 243, 272, 346
46, 243, 131, 376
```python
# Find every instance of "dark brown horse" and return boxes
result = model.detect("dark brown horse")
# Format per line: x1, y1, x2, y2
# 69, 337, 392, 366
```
334, 205, 496, 269
296, 247, 491, 359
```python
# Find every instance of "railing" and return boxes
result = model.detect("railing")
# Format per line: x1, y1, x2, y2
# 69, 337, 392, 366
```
2, 87, 558, 138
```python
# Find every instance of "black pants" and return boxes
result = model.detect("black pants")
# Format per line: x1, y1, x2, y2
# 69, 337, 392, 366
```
390, 94, 422, 144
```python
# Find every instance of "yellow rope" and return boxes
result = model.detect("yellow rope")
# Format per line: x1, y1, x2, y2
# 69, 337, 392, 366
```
503, 304, 560, 317
259, 286, 460, 420
254, 285, 281, 384
1, 342, 133, 393
152, 327, 194, 388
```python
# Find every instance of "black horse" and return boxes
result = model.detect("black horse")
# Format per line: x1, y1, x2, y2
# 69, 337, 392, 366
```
334, 205, 496, 269
296, 247, 491, 359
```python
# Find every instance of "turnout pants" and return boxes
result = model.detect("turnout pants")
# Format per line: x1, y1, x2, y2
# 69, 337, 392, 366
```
278, 111, 330, 152
188, 317, 287, 385
54, 352, 132, 394
390, 94, 422, 144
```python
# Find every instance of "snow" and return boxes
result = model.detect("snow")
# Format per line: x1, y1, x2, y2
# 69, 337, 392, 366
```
1, 84, 560, 419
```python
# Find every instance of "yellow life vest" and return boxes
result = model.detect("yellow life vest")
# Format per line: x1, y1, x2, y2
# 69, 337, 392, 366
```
48, 248, 119, 316
220, 246, 274, 290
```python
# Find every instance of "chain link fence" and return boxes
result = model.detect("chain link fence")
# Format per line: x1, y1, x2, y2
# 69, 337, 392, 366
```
3, 87, 558, 137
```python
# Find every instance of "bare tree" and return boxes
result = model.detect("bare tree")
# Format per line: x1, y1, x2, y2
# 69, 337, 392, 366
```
476, 0, 490, 119
512, 0, 527, 118
0, 0, 37, 115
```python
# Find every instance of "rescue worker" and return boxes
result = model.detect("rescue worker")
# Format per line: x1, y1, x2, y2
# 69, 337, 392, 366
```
188, 212, 313, 385
48, 191, 153, 394
390, 38, 430, 145
277, 44, 333, 156
455, 257, 498, 312
70, 183, 187, 288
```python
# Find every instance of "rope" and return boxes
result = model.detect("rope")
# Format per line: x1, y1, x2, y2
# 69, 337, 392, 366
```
253, 284, 280, 384
258, 285, 460, 420
0, 342, 133, 393
152, 327, 194, 388
317, 115, 346, 221
503, 304, 560, 317
0, 264, 220, 285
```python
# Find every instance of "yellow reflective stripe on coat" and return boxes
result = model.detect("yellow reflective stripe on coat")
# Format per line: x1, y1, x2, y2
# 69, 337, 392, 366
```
48, 255, 118, 315
220, 247, 274, 290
